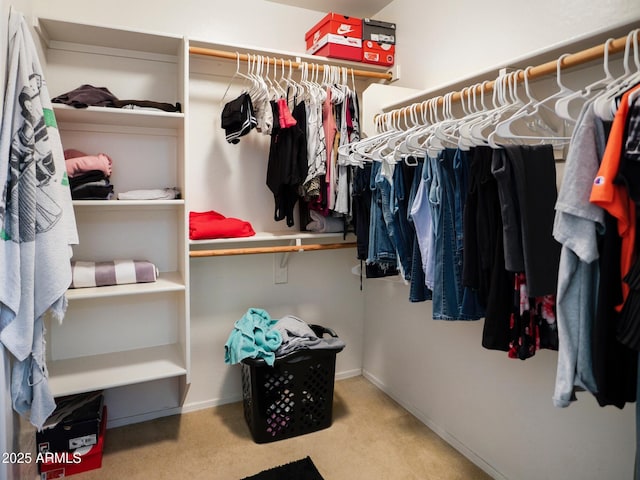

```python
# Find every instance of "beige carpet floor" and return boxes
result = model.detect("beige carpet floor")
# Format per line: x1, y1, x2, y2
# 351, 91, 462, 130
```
28, 376, 492, 479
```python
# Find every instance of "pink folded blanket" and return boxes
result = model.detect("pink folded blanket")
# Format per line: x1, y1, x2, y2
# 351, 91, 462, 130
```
64, 149, 113, 178
70, 260, 158, 288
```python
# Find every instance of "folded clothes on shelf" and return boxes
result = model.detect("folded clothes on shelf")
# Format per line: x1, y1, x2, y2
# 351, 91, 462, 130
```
305, 209, 344, 233
65, 149, 114, 200
53, 84, 181, 112
189, 210, 255, 240
117, 187, 180, 200
69, 170, 114, 200
64, 149, 113, 178
69, 260, 158, 288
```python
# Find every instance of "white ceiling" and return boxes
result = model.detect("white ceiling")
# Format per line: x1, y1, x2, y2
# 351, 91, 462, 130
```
264, 0, 394, 18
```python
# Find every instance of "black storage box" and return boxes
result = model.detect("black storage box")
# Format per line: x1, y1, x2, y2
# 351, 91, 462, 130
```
36, 391, 104, 453
362, 18, 396, 44
241, 325, 344, 444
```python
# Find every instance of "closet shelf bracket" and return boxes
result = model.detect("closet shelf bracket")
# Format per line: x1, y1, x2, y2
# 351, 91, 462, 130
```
279, 239, 303, 269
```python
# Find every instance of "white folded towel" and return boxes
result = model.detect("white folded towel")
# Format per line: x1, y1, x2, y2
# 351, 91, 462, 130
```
70, 260, 158, 288
117, 187, 179, 200
306, 210, 344, 233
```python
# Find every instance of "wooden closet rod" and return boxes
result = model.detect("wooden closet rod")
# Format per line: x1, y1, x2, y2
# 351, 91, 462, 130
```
190, 242, 357, 258
383, 31, 634, 120
189, 46, 393, 81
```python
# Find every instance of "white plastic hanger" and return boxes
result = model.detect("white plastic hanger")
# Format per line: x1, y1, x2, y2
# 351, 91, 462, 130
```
627, 30, 640, 106
627, 33, 640, 107
397, 108, 422, 165
488, 67, 534, 140
434, 87, 487, 153
310, 63, 327, 104
394, 104, 424, 157
404, 99, 435, 151
420, 95, 455, 157
252, 55, 271, 105
245, 54, 265, 104
330, 66, 346, 105
333, 67, 351, 108
278, 59, 295, 102
489, 59, 574, 147
406, 97, 445, 156
468, 71, 524, 146
554, 38, 616, 121
286, 59, 305, 100
278, 59, 301, 104
269, 58, 287, 99
457, 81, 492, 150
428, 92, 460, 153
220, 52, 254, 105
352, 113, 398, 162
385, 104, 420, 163
264, 57, 282, 100
593, 29, 640, 120
368, 113, 406, 163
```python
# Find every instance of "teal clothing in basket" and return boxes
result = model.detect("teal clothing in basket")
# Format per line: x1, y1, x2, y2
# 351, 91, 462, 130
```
224, 308, 282, 366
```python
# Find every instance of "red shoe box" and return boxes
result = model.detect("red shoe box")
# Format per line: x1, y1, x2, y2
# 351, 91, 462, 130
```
305, 12, 362, 50
362, 40, 395, 66
307, 34, 362, 62
39, 407, 107, 479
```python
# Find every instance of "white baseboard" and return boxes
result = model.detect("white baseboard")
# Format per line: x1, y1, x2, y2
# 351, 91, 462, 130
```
106, 368, 363, 427
179, 368, 362, 414
106, 406, 183, 429
335, 368, 362, 381
180, 394, 243, 415
362, 369, 506, 480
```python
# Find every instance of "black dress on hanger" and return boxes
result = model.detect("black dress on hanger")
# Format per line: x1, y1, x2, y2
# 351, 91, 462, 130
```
266, 95, 308, 227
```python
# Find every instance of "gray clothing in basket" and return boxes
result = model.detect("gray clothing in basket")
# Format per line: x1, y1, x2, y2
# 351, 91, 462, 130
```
273, 315, 345, 357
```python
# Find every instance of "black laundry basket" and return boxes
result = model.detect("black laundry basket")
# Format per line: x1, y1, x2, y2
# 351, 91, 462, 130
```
241, 325, 344, 444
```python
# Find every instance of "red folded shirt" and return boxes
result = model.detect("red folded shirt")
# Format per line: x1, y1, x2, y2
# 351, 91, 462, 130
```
189, 210, 255, 240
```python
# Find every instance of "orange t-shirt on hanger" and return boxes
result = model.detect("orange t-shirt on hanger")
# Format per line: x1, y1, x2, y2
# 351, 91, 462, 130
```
590, 84, 640, 311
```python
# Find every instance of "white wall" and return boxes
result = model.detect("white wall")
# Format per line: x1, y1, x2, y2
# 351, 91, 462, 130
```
363, 282, 636, 480
187, 251, 364, 410
31, 0, 326, 55
379, 0, 640, 91
186, 28, 368, 410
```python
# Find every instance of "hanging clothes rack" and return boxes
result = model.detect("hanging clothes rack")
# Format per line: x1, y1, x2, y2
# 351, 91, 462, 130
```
189, 46, 393, 81
380, 31, 634, 122
189, 241, 357, 258
189, 43, 369, 260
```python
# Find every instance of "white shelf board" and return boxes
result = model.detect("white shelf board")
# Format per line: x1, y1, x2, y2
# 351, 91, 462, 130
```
189, 231, 352, 247
35, 17, 183, 55
188, 37, 390, 74
66, 271, 185, 300
72, 199, 184, 209
48, 344, 187, 397
53, 104, 184, 129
